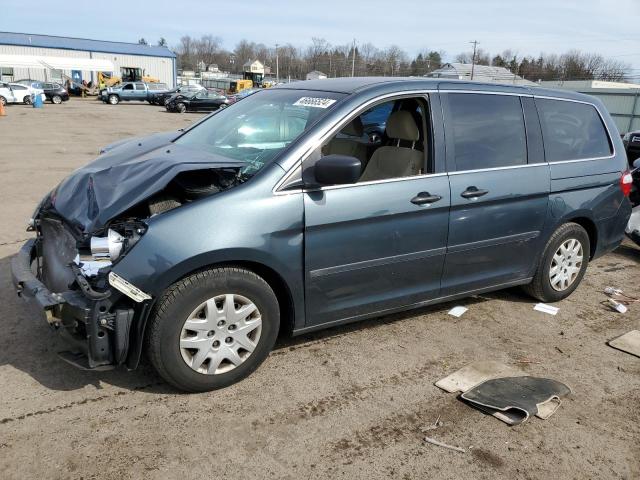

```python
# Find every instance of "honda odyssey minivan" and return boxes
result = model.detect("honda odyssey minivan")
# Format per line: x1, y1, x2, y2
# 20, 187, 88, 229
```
12, 78, 633, 391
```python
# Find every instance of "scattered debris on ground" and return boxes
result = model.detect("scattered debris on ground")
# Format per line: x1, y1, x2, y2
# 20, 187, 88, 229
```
460, 376, 571, 425
436, 361, 570, 425
608, 330, 640, 358
603, 286, 638, 313
423, 436, 466, 453
448, 306, 468, 318
534, 303, 559, 315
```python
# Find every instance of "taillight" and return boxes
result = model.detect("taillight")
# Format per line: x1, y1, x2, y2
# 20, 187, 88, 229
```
620, 171, 633, 197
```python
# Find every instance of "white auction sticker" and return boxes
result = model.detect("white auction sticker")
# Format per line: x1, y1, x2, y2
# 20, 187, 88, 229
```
293, 97, 337, 108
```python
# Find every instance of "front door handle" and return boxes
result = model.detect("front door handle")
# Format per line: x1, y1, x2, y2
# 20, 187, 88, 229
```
411, 192, 442, 205
461, 186, 489, 199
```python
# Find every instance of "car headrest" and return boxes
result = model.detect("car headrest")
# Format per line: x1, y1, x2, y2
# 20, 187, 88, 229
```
341, 117, 364, 137
386, 111, 419, 141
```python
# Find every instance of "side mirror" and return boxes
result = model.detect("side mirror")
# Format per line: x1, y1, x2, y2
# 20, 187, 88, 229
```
314, 154, 361, 186
633, 158, 640, 170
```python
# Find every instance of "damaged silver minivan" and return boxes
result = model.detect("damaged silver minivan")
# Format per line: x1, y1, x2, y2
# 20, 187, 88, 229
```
12, 78, 632, 391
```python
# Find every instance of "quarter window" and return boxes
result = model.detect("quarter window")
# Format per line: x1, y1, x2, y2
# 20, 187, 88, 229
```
536, 99, 612, 162
444, 93, 527, 171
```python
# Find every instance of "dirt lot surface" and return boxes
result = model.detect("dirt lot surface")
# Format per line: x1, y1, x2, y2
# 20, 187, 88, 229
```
0, 100, 639, 480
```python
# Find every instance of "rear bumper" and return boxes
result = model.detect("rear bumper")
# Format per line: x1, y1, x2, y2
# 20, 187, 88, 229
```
11, 238, 135, 370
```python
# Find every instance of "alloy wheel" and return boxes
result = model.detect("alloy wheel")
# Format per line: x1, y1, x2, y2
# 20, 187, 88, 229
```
179, 293, 262, 375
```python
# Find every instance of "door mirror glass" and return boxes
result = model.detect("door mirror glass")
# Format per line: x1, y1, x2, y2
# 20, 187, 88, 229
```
313, 154, 361, 186
633, 158, 640, 170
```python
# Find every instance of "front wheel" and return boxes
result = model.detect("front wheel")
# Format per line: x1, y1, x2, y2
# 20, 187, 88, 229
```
51, 95, 62, 104
176, 102, 187, 113
23, 95, 32, 105
146, 267, 280, 392
0, 96, 6, 106
108, 94, 119, 105
524, 223, 590, 302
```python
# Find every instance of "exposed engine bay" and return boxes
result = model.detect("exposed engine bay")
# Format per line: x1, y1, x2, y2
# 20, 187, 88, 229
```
27, 161, 245, 370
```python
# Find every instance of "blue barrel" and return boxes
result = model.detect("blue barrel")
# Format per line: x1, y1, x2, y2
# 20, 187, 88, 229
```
33, 94, 43, 108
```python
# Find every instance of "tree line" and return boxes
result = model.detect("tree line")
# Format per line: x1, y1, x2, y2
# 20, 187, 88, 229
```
166, 35, 630, 82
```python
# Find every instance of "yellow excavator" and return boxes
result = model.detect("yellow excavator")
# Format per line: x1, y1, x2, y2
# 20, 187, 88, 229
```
98, 68, 159, 90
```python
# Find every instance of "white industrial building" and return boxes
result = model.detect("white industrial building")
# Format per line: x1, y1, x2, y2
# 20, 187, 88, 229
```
0, 32, 176, 87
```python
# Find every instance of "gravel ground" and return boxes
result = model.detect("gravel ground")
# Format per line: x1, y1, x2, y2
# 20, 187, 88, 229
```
0, 99, 639, 480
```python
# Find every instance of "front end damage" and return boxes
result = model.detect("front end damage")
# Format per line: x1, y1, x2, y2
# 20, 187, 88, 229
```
11, 132, 248, 370
12, 216, 152, 370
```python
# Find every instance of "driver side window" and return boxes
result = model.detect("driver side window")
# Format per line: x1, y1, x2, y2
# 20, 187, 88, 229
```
319, 96, 431, 183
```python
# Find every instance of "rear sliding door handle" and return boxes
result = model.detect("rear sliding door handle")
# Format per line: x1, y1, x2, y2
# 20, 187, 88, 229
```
461, 186, 489, 199
411, 192, 442, 205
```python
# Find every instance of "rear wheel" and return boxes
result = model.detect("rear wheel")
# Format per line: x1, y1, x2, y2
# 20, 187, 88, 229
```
146, 267, 280, 392
524, 223, 590, 302
108, 94, 119, 105
51, 95, 62, 104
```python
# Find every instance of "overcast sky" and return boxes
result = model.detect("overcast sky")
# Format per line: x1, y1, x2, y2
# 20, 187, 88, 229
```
2, 0, 639, 73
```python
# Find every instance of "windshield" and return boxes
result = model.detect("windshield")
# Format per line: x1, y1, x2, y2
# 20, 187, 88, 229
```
175, 89, 345, 176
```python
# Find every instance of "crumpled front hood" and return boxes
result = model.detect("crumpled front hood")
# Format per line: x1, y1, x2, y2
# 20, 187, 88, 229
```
44, 131, 246, 234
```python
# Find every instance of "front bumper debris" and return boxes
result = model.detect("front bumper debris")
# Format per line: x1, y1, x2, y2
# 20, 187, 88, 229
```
11, 238, 137, 370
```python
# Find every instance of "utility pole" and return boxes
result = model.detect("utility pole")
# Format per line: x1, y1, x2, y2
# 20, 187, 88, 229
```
275, 43, 279, 83
351, 39, 356, 77
470, 40, 479, 80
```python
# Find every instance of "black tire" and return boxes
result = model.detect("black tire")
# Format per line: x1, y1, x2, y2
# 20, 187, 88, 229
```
51, 95, 62, 104
108, 94, 119, 105
176, 102, 187, 113
523, 222, 590, 303
146, 267, 280, 392
23, 95, 32, 105
0, 96, 6, 106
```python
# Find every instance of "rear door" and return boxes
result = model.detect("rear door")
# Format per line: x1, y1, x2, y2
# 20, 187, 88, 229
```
134, 82, 147, 100
303, 93, 451, 326
440, 91, 550, 295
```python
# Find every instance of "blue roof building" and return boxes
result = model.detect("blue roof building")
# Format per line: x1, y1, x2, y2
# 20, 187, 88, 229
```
0, 32, 177, 87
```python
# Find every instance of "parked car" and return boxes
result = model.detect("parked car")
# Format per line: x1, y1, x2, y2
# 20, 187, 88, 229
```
144, 82, 170, 104
12, 78, 632, 392
622, 130, 640, 164
100, 82, 157, 104
0, 82, 45, 105
150, 84, 205, 106
227, 88, 260, 104
165, 90, 229, 113
16, 80, 70, 104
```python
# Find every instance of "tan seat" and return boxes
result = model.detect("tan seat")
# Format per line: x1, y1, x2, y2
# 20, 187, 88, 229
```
323, 117, 368, 168
359, 111, 423, 182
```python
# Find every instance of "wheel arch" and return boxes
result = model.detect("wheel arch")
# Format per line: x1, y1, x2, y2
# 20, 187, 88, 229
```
564, 216, 598, 259
124, 254, 299, 370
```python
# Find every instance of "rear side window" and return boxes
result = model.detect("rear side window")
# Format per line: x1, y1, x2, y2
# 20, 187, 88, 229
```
444, 93, 527, 171
536, 99, 612, 161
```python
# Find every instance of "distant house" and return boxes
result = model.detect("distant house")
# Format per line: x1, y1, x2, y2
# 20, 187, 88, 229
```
243, 60, 264, 75
427, 62, 536, 86
306, 70, 327, 81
